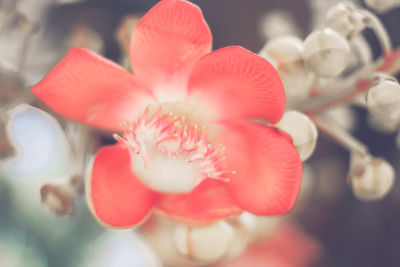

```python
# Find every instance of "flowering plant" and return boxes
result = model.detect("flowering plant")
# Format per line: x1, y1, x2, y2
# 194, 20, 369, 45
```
31, 0, 302, 227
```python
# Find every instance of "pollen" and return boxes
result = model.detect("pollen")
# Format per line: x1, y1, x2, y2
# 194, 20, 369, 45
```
114, 106, 232, 193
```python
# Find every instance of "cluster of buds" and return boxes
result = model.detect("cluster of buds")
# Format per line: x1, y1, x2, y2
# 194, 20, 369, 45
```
261, 2, 400, 202
142, 212, 285, 266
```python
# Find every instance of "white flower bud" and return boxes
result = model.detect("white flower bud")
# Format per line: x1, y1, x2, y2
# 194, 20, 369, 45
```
224, 212, 257, 259
349, 154, 395, 201
173, 221, 234, 264
325, 3, 364, 38
366, 76, 400, 122
259, 10, 300, 40
365, 0, 400, 14
367, 114, 399, 133
259, 36, 312, 100
303, 28, 350, 78
276, 111, 318, 161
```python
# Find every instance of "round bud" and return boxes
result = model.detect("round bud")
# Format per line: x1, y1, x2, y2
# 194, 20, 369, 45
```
225, 212, 257, 259
367, 114, 399, 133
259, 10, 300, 40
349, 155, 395, 201
259, 36, 312, 100
326, 3, 364, 38
365, 0, 400, 14
303, 28, 350, 78
276, 111, 318, 161
40, 183, 76, 216
173, 221, 234, 263
366, 77, 400, 121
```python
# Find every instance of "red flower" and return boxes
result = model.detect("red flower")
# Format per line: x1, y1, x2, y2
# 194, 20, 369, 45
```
32, 0, 302, 227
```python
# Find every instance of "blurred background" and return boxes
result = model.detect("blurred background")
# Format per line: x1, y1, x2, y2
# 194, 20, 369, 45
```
1, 0, 400, 266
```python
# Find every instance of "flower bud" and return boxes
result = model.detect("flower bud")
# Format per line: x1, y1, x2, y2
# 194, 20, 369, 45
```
173, 221, 234, 263
259, 10, 300, 40
366, 76, 400, 122
325, 3, 364, 38
259, 36, 312, 100
348, 154, 395, 201
364, 0, 400, 14
225, 212, 257, 259
40, 183, 76, 216
303, 28, 350, 78
367, 113, 399, 133
276, 111, 318, 161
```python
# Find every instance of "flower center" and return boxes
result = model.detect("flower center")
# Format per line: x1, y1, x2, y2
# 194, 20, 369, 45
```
114, 106, 231, 193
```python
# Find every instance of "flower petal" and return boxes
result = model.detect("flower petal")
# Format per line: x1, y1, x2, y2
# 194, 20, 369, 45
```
155, 180, 242, 225
187, 46, 285, 123
216, 120, 302, 215
130, 0, 212, 100
31, 47, 154, 131
88, 145, 155, 228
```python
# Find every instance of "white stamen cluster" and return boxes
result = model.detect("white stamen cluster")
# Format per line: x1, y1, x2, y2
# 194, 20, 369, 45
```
114, 107, 231, 193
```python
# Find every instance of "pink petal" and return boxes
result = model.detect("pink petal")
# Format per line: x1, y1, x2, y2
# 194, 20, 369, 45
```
155, 180, 242, 225
215, 120, 302, 215
32, 47, 154, 131
130, 0, 212, 100
187, 46, 285, 124
89, 145, 155, 228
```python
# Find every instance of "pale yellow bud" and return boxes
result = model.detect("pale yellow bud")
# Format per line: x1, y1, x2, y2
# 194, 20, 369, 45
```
260, 36, 312, 100
366, 76, 400, 122
276, 111, 318, 161
326, 3, 364, 38
349, 155, 395, 201
173, 221, 234, 264
303, 28, 350, 78
365, 0, 400, 14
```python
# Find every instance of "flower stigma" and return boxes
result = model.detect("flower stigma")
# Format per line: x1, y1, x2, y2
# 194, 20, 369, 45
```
114, 106, 233, 194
